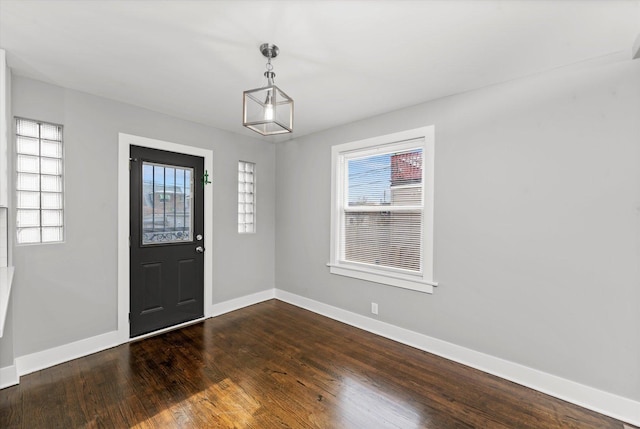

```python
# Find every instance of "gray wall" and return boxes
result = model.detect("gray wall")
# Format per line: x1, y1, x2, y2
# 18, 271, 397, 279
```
12, 76, 276, 357
275, 53, 640, 401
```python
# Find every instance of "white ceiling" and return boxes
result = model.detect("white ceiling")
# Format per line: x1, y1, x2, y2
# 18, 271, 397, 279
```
1, 1, 638, 142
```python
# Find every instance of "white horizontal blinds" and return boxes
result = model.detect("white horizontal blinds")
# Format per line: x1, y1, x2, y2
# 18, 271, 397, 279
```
16, 118, 64, 244
238, 161, 255, 233
344, 143, 424, 272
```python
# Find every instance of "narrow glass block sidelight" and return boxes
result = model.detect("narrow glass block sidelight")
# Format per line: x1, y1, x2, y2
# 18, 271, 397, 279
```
238, 161, 256, 233
15, 118, 64, 244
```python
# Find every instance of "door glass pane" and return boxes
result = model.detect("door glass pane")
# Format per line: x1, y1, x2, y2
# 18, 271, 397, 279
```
142, 162, 193, 245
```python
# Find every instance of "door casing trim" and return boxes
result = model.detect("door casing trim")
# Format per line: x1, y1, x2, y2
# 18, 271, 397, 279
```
117, 133, 214, 343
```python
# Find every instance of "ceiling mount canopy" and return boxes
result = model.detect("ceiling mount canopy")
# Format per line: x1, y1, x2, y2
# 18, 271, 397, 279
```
243, 43, 294, 136
260, 42, 279, 59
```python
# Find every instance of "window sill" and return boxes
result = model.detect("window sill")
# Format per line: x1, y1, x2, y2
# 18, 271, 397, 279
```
0, 266, 15, 338
327, 263, 436, 294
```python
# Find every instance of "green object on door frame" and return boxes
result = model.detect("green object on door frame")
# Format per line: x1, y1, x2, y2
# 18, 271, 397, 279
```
201, 170, 212, 188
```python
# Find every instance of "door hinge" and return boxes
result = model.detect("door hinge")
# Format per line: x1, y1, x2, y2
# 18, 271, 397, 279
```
128, 236, 131, 247
128, 313, 131, 322
129, 157, 137, 171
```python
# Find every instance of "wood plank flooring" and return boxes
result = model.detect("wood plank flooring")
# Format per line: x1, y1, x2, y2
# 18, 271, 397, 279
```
0, 299, 631, 428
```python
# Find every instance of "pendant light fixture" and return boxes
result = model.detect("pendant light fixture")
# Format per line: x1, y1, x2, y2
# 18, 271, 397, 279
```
243, 43, 294, 136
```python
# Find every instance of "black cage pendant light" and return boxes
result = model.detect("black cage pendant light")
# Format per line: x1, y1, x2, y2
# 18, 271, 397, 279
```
243, 43, 294, 136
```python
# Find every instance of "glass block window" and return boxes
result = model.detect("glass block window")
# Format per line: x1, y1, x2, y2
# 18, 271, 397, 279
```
16, 118, 64, 244
238, 161, 255, 233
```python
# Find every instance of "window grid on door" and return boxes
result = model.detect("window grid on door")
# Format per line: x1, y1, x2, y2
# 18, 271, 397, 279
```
16, 118, 64, 244
141, 162, 194, 245
238, 161, 255, 233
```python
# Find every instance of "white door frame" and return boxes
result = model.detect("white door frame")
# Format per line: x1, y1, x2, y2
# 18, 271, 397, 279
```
117, 133, 214, 343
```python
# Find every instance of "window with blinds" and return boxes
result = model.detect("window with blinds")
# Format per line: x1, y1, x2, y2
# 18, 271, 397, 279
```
16, 118, 64, 244
345, 147, 424, 272
329, 126, 436, 293
238, 161, 255, 233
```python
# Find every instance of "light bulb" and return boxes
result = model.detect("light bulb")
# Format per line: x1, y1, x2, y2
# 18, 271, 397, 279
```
264, 90, 274, 121
264, 103, 274, 121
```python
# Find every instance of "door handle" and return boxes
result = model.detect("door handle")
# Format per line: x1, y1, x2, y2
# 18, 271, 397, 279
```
195, 246, 205, 254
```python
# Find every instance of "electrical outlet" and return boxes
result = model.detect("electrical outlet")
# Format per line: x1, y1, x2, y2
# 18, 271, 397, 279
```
371, 302, 378, 315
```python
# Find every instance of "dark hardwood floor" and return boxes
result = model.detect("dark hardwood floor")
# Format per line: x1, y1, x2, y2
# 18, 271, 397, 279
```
0, 299, 631, 428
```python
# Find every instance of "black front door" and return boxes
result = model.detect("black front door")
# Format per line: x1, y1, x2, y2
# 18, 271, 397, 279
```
129, 145, 205, 338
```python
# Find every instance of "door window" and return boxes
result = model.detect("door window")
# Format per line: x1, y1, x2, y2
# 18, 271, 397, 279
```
141, 162, 193, 245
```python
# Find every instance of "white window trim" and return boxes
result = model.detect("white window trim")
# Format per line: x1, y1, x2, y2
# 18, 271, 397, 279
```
328, 126, 437, 294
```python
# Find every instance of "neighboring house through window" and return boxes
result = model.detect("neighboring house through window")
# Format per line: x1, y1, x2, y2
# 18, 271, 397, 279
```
16, 118, 64, 244
329, 126, 436, 293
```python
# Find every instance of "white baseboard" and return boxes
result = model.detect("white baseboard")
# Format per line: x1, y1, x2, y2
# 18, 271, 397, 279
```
5, 288, 639, 426
210, 288, 275, 317
0, 363, 18, 388
15, 330, 121, 377
9, 290, 276, 381
275, 289, 640, 427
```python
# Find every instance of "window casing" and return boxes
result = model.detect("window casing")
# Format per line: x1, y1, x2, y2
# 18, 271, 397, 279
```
15, 118, 64, 244
329, 126, 436, 293
238, 161, 256, 233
